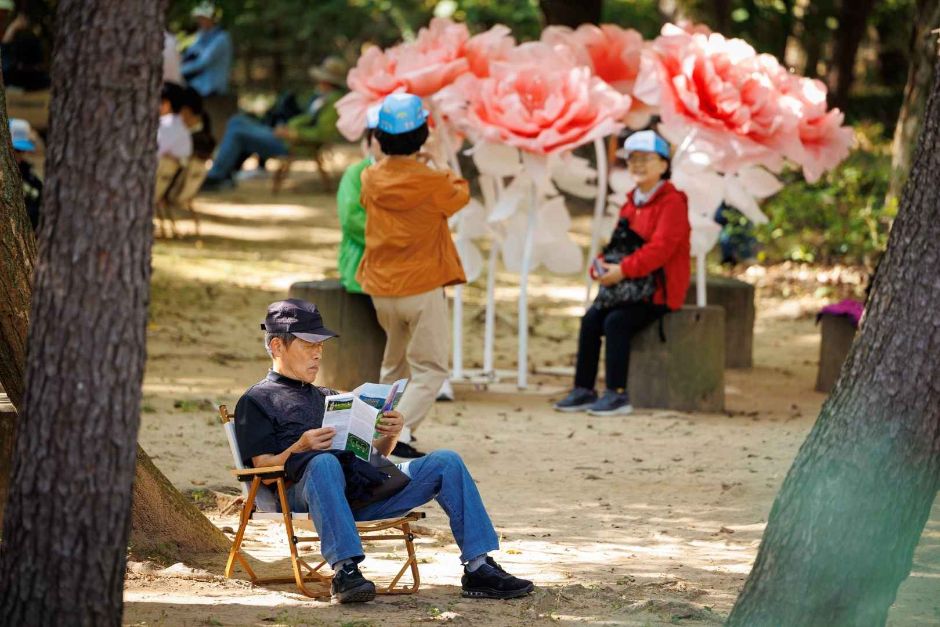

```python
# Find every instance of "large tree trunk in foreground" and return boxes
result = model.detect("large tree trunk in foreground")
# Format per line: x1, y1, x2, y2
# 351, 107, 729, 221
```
130, 446, 230, 561
539, 0, 603, 27
729, 55, 940, 626
827, 0, 878, 110
0, 69, 37, 524
888, 0, 940, 202
0, 1, 164, 624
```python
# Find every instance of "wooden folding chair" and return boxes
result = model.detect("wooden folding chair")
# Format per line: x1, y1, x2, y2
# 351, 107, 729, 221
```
218, 404, 423, 598
272, 140, 333, 194
154, 156, 183, 239
164, 158, 207, 237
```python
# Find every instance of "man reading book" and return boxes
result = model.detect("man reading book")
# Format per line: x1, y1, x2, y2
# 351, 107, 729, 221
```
234, 299, 534, 604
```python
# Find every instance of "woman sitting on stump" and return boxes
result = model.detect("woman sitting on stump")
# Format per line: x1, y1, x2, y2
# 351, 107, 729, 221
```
555, 130, 691, 416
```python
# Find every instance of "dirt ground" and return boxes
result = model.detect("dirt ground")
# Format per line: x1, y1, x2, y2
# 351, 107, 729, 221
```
125, 153, 940, 626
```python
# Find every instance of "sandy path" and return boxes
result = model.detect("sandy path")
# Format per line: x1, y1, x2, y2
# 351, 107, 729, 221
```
125, 162, 939, 626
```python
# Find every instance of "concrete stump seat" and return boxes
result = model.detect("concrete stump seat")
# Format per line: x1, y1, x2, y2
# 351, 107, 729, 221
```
627, 305, 725, 412
685, 275, 755, 369
288, 280, 386, 391
815, 314, 857, 393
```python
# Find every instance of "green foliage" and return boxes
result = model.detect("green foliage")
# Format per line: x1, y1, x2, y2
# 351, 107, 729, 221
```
602, 0, 664, 39
756, 125, 895, 266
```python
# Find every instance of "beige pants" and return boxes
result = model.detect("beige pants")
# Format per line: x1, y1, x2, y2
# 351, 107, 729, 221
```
372, 288, 450, 440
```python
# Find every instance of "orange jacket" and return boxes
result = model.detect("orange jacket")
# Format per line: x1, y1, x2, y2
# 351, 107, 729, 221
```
356, 156, 469, 297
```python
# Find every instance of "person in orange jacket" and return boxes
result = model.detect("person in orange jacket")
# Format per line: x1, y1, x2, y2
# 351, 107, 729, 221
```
357, 93, 469, 458
555, 130, 691, 416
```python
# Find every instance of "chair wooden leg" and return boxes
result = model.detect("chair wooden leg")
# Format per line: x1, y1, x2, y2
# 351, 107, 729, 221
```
313, 152, 332, 191
272, 160, 290, 194
275, 478, 330, 598
226, 477, 261, 582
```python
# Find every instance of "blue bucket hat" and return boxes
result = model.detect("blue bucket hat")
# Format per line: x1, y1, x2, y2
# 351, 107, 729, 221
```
365, 103, 382, 130
621, 130, 670, 160
377, 93, 429, 135
9, 118, 36, 152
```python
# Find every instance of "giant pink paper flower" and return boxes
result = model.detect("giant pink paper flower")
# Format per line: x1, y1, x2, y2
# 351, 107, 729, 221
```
465, 24, 515, 78
436, 41, 630, 155
635, 24, 802, 171
389, 17, 471, 97
336, 45, 404, 140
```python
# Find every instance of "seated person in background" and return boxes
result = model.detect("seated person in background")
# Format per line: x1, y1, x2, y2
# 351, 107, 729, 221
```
554, 130, 691, 416
158, 82, 193, 163
336, 103, 382, 294
180, 2, 232, 98
235, 299, 534, 604
179, 86, 216, 160
9, 118, 42, 230
200, 56, 346, 190
1, 10, 50, 91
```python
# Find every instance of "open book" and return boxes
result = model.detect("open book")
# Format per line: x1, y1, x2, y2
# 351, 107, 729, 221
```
323, 378, 408, 461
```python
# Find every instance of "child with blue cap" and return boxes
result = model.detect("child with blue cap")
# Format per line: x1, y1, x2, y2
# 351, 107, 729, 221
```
555, 129, 691, 416
9, 118, 43, 230
356, 93, 469, 459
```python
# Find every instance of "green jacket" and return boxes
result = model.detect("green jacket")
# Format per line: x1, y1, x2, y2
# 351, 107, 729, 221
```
285, 88, 343, 144
337, 157, 372, 293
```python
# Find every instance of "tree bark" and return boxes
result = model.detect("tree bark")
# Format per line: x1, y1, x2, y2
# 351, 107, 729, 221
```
539, 0, 603, 27
728, 56, 940, 625
0, 66, 36, 526
0, 1, 165, 624
887, 0, 940, 202
828, 0, 878, 109
129, 446, 230, 561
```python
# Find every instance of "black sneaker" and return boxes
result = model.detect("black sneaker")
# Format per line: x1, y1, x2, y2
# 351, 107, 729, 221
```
461, 558, 534, 599
553, 387, 598, 412
391, 441, 426, 459
331, 562, 376, 604
587, 389, 633, 416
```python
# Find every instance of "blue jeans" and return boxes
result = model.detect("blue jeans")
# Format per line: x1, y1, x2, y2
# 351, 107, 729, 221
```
287, 450, 499, 566
207, 113, 288, 180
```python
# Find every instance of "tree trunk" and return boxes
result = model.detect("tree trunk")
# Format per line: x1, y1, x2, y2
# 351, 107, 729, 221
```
828, 0, 878, 109
711, 0, 731, 34
130, 446, 230, 561
728, 55, 940, 625
887, 0, 940, 202
0, 1, 165, 624
539, 0, 603, 27
0, 68, 36, 525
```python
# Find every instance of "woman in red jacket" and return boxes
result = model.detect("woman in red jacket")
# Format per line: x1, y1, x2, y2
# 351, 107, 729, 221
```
555, 130, 691, 416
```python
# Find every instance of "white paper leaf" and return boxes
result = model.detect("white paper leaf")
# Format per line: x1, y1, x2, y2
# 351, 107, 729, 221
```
456, 198, 489, 240
550, 153, 597, 199
488, 174, 528, 223
540, 238, 583, 274
688, 214, 722, 257
456, 238, 484, 283
472, 142, 522, 178
534, 196, 571, 244
672, 167, 724, 218
736, 166, 784, 199
724, 175, 769, 225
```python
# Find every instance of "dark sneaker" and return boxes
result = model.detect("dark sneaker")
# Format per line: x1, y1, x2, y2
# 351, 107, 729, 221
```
462, 558, 534, 599
553, 387, 598, 412
391, 441, 426, 459
331, 562, 376, 604
587, 390, 633, 416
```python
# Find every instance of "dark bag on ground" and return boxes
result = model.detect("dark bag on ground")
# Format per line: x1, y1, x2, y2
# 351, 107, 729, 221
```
594, 218, 662, 310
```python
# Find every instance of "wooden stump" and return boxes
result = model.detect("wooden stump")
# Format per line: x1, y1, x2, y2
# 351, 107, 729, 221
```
289, 280, 386, 391
628, 306, 725, 412
815, 314, 857, 393
686, 275, 755, 369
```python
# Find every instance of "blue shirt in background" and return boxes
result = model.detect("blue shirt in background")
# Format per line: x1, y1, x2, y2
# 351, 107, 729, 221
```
181, 27, 233, 96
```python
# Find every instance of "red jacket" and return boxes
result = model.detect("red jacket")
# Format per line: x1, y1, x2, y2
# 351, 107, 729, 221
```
607, 181, 691, 311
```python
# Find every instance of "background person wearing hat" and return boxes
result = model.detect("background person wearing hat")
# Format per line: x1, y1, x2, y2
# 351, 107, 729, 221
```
234, 299, 534, 603
336, 103, 383, 294
554, 129, 691, 416
201, 56, 346, 190
356, 93, 469, 459
180, 2, 232, 98
9, 117, 43, 230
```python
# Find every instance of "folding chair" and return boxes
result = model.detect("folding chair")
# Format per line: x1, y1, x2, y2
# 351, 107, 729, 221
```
164, 158, 207, 237
154, 156, 183, 239
272, 140, 333, 194
218, 404, 423, 598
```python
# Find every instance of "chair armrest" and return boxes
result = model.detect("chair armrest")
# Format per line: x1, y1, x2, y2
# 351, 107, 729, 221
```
232, 466, 286, 480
